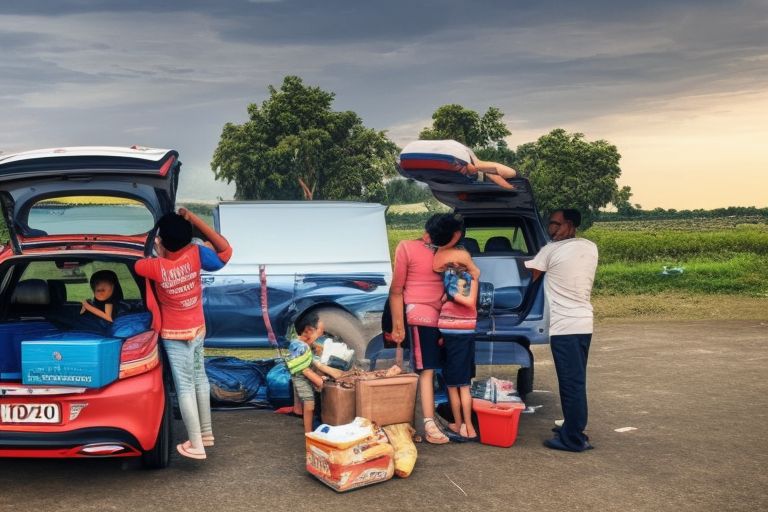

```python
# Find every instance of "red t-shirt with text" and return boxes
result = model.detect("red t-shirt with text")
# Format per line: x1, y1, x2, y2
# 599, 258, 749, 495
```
135, 244, 232, 340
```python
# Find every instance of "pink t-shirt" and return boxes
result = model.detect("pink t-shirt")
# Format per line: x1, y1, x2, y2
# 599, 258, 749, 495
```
391, 239, 443, 327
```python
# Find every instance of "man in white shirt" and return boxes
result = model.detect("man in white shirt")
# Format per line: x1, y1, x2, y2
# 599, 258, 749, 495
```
525, 209, 598, 452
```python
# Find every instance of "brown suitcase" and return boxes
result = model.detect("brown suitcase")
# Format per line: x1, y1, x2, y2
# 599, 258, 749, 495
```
321, 381, 356, 426
355, 373, 419, 426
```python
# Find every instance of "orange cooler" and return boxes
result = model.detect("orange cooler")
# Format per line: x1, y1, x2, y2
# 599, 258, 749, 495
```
472, 398, 525, 448
305, 431, 394, 492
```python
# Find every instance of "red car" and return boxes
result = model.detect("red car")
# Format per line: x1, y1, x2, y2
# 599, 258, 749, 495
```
0, 146, 179, 469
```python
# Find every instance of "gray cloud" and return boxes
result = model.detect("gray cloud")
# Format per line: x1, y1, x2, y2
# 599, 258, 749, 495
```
0, 1, 766, 202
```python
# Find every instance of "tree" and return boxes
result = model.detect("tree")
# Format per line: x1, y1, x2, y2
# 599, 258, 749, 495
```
384, 178, 432, 205
211, 76, 398, 201
419, 104, 511, 148
515, 129, 625, 228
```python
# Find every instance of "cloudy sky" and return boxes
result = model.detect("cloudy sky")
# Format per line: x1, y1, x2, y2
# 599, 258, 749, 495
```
1, 0, 766, 209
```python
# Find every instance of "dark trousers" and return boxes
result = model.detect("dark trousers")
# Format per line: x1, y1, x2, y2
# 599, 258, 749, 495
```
550, 333, 592, 450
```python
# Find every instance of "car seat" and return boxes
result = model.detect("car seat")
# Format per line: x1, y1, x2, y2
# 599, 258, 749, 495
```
485, 236, 513, 252
461, 237, 481, 255
9, 279, 51, 318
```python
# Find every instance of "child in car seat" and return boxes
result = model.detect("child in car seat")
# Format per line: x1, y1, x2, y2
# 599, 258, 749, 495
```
429, 214, 480, 442
80, 270, 121, 323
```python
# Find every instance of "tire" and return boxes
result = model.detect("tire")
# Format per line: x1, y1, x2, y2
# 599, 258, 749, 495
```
516, 343, 535, 402
141, 387, 173, 470
313, 308, 368, 365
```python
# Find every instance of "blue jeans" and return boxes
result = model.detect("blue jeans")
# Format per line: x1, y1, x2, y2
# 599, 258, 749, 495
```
550, 333, 592, 450
163, 332, 211, 446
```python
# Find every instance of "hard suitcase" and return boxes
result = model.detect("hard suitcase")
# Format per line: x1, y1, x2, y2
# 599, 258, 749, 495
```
321, 381, 356, 426
355, 373, 418, 426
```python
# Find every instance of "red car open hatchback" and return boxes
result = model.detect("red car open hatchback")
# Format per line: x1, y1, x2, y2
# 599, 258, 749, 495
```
0, 146, 179, 469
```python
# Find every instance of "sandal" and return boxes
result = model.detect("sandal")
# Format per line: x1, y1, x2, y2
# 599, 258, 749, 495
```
177, 442, 206, 460
459, 423, 479, 442
423, 418, 449, 445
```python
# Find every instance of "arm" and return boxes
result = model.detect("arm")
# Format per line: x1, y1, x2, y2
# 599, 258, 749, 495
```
301, 367, 326, 388
388, 243, 408, 344
529, 268, 543, 282
312, 360, 343, 380
81, 301, 114, 322
467, 159, 517, 179
178, 207, 232, 262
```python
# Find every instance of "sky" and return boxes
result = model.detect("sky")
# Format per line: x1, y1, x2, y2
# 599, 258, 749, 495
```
1, 0, 766, 209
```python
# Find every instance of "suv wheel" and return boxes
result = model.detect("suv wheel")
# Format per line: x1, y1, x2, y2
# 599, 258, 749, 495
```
314, 308, 368, 366
141, 387, 173, 469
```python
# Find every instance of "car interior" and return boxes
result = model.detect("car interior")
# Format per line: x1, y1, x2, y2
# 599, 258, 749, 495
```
0, 257, 152, 381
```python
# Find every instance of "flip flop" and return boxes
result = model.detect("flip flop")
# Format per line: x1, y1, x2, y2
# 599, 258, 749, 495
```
423, 418, 449, 445
177, 442, 206, 460
459, 423, 479, 443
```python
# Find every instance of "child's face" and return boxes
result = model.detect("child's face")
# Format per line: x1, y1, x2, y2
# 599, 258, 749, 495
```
303, 319, 325, 344
93, 281, 114, 302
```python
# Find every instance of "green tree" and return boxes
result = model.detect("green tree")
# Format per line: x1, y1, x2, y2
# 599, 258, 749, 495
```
419, 104, 512, 149
384, 178, 432, 205
211, 76, 398, 201
516, 129, 625, 228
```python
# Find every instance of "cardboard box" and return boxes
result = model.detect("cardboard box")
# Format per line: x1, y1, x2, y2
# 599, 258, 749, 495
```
305, 429, 394, 492
22, 333, 122, 388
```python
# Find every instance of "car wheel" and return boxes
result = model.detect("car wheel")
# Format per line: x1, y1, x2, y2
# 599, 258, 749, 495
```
141, 387, 173, 469
314, 308, 368, 366
516, 344, 534, 402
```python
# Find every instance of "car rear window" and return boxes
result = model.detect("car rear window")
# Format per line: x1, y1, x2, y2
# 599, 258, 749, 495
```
464, 226, 530, 255
18, 261, 140, 302
28, 196, 154, 236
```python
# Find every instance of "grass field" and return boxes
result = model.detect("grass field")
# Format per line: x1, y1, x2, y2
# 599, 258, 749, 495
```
387, 218, 768, 299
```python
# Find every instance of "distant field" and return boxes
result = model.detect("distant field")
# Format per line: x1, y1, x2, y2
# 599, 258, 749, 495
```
387, 217, 768, 298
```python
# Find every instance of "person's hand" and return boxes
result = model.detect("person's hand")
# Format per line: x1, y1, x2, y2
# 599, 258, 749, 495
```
80, 300, 88, 315
177, 207, 192, 221
391, 324, 406, 343
153, 236, 165, 258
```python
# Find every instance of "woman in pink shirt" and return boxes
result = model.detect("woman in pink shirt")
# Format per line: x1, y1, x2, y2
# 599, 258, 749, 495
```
388, 214, 454, 444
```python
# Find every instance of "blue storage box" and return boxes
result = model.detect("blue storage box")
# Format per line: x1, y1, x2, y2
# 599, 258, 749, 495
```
0, 321, 60, 379
21, 332, 122, 388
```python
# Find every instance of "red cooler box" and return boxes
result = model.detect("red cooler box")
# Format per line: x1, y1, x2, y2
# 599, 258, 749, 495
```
472, 399, 525, 448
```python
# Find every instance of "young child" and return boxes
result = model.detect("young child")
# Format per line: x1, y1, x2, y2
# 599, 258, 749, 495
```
429, 214, 480, 441
80, 270, 122, 324
286, 312, 344, 433
134, 208, 232, 460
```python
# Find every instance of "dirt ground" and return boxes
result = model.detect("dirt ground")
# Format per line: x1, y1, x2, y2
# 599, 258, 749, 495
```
1, 320, 767, 512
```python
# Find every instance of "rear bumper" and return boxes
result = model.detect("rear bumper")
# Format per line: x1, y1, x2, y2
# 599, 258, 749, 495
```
0, 365, 164, 456
0, 427, 142, 458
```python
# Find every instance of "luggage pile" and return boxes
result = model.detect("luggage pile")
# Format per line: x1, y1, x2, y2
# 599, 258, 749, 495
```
307, 365, 420, 492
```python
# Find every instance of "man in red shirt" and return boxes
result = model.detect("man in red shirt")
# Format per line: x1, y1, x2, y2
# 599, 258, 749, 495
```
135, 208, 232, 460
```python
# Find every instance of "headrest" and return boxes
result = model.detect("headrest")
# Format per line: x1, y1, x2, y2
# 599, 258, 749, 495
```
48, 280, 68, 304
12, 279, 51, 305
485, 236, 513, 252
461, 237, 481, 255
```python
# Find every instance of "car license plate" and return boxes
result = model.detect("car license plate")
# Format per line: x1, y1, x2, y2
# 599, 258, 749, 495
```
0, 403, 60, 424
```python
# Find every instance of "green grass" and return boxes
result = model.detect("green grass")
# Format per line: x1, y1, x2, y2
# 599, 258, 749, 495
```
387, 223, 768, 297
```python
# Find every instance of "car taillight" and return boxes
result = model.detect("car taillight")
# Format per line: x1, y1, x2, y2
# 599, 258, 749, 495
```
119, 331, 159, 379
351, 280, 378, 291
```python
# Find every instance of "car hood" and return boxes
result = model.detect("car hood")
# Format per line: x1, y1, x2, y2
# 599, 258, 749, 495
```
0, 146, 180, 254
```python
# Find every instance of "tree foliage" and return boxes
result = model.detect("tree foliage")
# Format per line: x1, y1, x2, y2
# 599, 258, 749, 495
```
211, 76, 398, 201
516, 129, 623, 228
419, 104, 511, 149
384, 178, 432, 205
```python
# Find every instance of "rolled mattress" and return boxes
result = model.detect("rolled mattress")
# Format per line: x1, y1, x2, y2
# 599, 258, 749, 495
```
398, 139, 478, 184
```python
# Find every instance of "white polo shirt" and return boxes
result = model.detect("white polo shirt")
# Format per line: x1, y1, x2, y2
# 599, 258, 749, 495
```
524, 238, 598, 336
